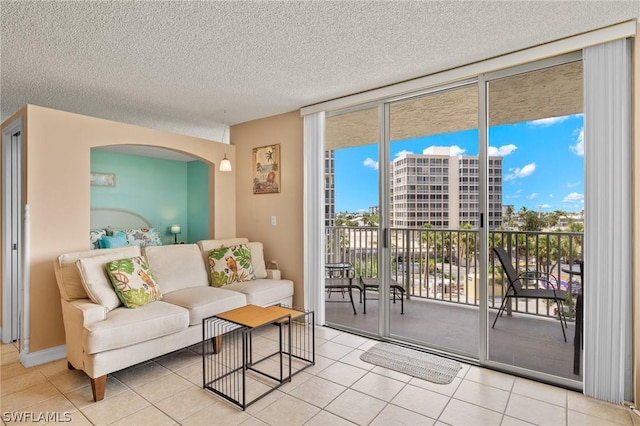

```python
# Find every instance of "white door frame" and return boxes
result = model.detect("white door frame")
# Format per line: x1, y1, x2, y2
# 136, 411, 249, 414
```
2, 117, 24, 344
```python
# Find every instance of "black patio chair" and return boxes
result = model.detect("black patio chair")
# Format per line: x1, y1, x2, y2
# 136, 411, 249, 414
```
492, 246, 568, 342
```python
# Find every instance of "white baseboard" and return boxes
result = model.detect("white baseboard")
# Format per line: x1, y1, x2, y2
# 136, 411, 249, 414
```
20, 345, 66, 368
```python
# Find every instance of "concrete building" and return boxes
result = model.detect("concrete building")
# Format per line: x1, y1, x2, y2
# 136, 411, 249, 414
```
389, 147, 502, 229
324, 150, 335, 227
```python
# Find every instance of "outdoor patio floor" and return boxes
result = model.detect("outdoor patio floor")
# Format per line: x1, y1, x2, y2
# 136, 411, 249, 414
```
325, 290, 582, 383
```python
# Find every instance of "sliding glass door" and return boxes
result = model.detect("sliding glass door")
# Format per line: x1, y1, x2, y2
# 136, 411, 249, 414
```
484, 58, 584, 382
324, 105, 380, 335
322, 52, 584, 387
385, 84, 480, 358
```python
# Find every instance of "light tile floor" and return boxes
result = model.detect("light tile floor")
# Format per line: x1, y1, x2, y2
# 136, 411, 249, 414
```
0, 327, 636, 426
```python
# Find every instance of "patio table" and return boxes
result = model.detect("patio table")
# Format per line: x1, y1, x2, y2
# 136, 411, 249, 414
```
325, 263, 359, 315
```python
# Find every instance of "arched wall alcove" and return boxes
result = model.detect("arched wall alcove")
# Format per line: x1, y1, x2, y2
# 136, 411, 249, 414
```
11, 104, 236, 354
90, 144, 214, 244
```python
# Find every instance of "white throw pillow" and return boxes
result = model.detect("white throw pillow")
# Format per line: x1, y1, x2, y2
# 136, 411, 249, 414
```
247, 242, 268, 279
77, 255, 125, 311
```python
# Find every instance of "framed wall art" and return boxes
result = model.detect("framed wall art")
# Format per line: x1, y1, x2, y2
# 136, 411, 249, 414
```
252, 144, 280, 194
90, 172, 116, 187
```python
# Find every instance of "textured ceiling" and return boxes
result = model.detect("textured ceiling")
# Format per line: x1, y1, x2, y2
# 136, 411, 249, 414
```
1, 1, 639, 142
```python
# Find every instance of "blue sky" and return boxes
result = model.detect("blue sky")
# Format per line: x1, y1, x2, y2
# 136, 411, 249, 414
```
334, 114, 584, 214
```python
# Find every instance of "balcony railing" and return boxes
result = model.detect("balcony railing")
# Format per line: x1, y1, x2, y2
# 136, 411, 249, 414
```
325, 226, 583, 319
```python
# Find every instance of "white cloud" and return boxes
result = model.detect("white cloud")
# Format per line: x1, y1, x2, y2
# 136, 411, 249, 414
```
563, 192, 584, 203
567, 181, 580, 188
570, 128, 584, 156
363, 158, 379, 170
549, 194, 554, 198
423, 146, 466, 156
395, 150, 414, 158
506, 189, 523, 199
488, 144, 517, 157
505, 163, 536, 181
537, 204, 552, 209
526, 193, 539, 200
449, 146, 465, 157
529, 116, 569, 127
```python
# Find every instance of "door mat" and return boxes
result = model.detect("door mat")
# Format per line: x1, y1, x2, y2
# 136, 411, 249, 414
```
360, 342, 461, 384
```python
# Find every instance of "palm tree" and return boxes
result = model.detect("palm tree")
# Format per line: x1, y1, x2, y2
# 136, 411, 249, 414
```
503, 205, 515, 228
521, 210, 545, 231
456, 223, 475, 264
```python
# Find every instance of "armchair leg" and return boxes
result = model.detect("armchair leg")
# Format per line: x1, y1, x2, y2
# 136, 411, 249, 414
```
557, 301, 567, 342
492, 296, 509, 328
91, 375, 107, 402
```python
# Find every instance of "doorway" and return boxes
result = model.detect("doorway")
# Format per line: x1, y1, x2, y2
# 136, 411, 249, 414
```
2, 117, 24, 344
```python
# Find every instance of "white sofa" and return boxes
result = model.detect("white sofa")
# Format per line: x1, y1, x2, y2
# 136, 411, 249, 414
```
53, 237, 293, 402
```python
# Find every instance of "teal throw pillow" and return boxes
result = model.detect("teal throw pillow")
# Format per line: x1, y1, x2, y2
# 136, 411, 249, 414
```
98, 232, 128, 249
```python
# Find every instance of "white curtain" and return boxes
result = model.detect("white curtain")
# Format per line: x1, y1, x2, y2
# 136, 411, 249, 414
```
303, 112, 325, 324
583, 38, 632, 403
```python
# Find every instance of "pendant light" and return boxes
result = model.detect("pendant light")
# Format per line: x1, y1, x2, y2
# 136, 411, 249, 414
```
219, 110, 232, 172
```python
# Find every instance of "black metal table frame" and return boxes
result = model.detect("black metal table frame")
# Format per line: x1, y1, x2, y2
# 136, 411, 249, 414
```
325, 263, 359, 315
202, 308, 314, 410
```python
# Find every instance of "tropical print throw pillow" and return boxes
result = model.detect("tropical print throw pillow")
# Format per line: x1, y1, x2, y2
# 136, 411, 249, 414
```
90, 229, 107, 249
106, 256, 162, 308
121, 228, 163, 247
208, 244, 256, 287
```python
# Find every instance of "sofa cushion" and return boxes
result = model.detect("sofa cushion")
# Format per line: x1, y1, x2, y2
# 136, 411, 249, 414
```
107, 256, 163, 308
161, 287, 247, 326
83, 301, 189, 354
223, 279, 294, 307
198, 238, 249, 252
55, 246, 142, 302
143, 244, 209, 293
208, 245, 256, 287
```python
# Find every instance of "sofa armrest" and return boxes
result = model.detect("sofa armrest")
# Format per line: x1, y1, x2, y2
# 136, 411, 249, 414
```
266, 269, 282, 280
61, 299, 107, 369
69, 299, 107, 324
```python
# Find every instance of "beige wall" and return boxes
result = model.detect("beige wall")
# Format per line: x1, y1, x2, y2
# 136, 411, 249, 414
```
232, 111, 304, 308
0, 105, 236, 352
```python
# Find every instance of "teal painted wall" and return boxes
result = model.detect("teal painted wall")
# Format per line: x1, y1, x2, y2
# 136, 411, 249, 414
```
187, 161, 210, 242
90, 150, 208, 244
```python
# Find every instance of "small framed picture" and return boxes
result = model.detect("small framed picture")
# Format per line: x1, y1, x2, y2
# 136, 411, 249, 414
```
252, 144, 280, 194
90, 172, 116, 187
